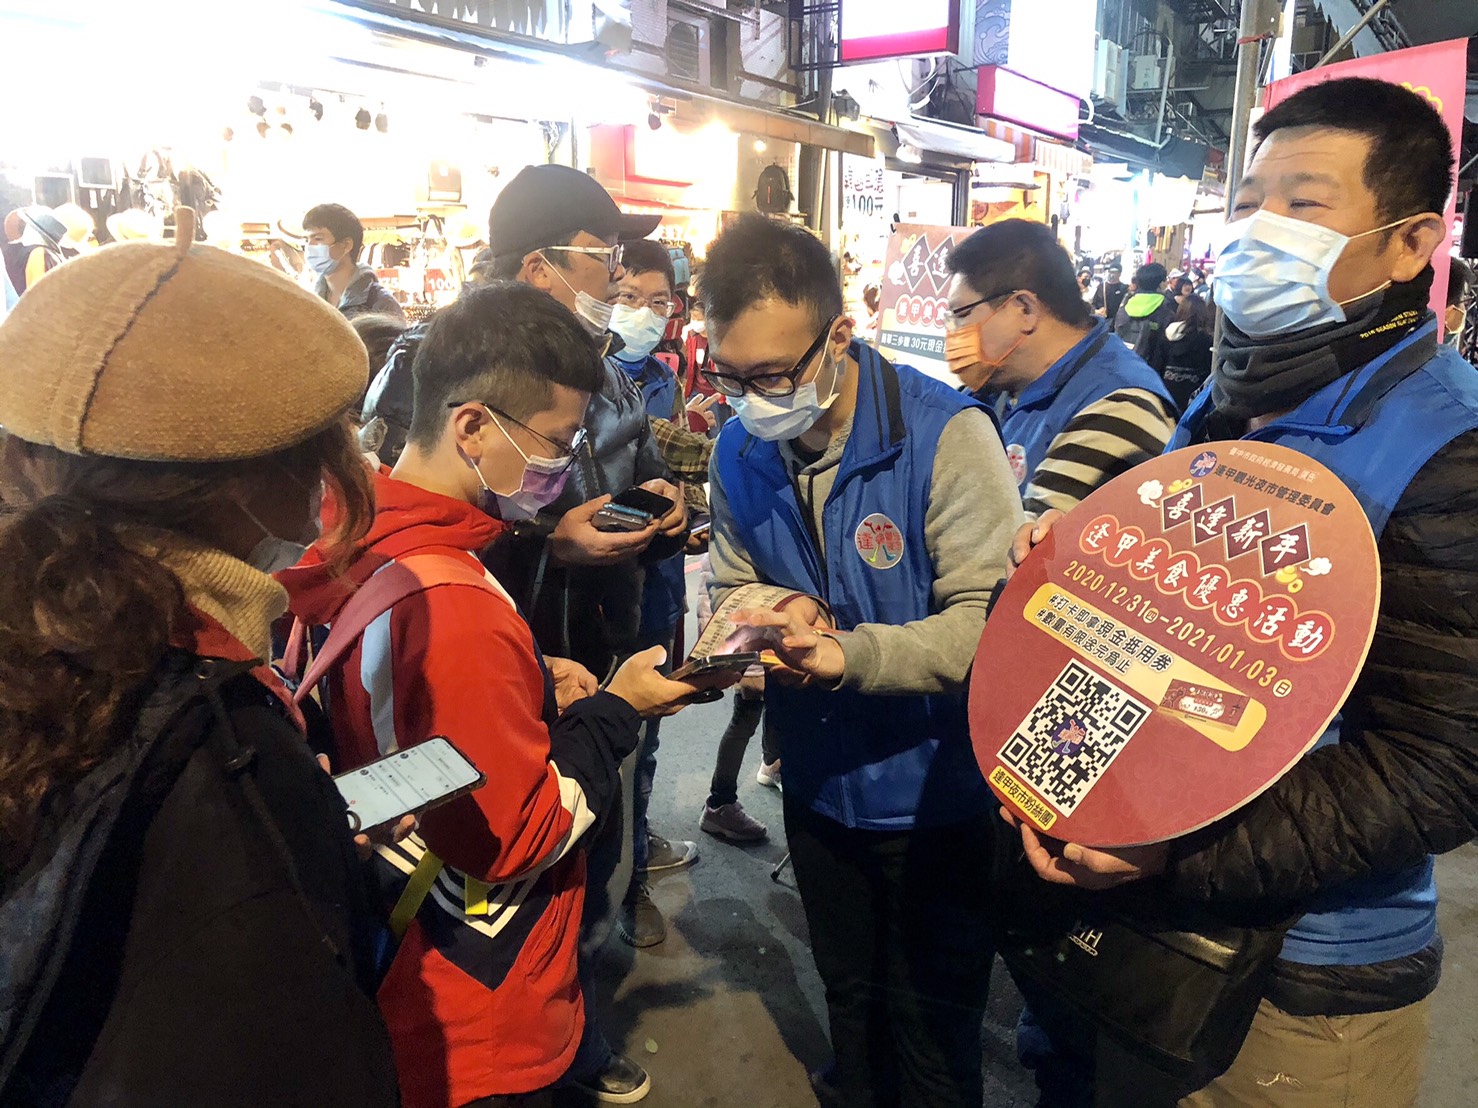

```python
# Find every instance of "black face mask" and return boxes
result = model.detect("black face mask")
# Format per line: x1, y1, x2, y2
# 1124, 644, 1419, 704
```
1210, 265, 1435, 424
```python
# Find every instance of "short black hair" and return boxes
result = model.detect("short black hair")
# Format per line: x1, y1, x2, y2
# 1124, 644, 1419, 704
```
1134, 263, 1167, 292
1253, 77, 1454, 221
947, 219, 1091, 327
700, 214, 843, 329
1451, 256, 1474, 309
304, 203, 365, 260
407, 281, 601, 449
491, 231, 577, 280
621, 239, 675, 291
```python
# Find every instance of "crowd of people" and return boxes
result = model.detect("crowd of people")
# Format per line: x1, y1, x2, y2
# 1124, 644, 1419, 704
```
1, 75, 1476, 1108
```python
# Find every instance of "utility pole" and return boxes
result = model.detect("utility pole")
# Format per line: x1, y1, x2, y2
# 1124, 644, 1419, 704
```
1225, 0, 1281, 210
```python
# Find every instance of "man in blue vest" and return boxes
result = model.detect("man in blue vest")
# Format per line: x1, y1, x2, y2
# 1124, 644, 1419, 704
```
702, 214, 1025, 1107
1008, 77, 1478, 1106
943, 219, 1178, 516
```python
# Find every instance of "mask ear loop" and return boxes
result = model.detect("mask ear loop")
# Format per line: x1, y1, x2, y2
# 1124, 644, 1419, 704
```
1333, 215, 1418, 308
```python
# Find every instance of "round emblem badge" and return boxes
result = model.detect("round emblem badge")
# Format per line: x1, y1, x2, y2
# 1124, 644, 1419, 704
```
1006, 443, 1029, 486
854, 513, 905, 570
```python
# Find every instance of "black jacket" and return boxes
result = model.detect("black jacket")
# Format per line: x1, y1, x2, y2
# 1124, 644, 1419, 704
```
1168, 428, 1478, 1013
8, 653, 398, 1107
1160, 322, 1212, 412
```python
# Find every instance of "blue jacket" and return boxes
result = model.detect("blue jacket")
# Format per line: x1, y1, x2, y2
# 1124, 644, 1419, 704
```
981, 318, 1172, 494
1168, 322, 1478, 966
715, 342, 991, 829
615, 353, 686, 637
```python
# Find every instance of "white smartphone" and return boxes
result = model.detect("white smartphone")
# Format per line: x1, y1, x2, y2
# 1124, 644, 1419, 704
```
333, 737, 486, 833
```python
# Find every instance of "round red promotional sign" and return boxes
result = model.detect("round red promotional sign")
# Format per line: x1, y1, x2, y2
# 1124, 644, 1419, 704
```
970, 443, 1379, 847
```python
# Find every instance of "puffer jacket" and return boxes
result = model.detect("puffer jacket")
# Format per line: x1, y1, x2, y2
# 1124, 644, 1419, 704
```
1167, 427, 1478, 1013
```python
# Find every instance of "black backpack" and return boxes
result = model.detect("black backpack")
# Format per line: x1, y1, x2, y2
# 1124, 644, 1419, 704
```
755, 164, 794, 214
359, 320, 430, 465
0, 658, 254, 1098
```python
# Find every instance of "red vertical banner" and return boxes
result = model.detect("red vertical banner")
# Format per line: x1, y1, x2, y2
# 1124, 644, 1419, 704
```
878, 223, 974, 380
1263, 39, 1469, 331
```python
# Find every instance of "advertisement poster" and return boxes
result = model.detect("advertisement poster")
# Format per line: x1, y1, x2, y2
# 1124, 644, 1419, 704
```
878, 222, 973, 381
1263, 38, 1467, 331
970, 443, 1380, 847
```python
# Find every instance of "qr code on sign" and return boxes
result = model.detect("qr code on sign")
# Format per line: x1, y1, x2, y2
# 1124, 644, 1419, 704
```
999, 661, 1150, 817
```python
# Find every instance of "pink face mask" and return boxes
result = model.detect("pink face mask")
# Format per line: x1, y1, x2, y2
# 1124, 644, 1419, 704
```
473, 406, 574, 521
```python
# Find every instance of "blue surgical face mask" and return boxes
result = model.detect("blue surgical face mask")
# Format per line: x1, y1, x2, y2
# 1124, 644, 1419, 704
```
305, 243, 339, 277
1212, 209, 1409, 338
610, 304, 667, 362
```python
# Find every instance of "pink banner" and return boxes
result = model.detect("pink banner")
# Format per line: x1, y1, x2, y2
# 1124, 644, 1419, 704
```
1264, 39, 1468, 332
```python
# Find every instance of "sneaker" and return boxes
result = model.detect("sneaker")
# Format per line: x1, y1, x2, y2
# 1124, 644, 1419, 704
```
700, 801, 769, 842
617, 884, 666, 948
756, 758, 782, 789
570, 1052, 652, 1104
645, 832, 699, 873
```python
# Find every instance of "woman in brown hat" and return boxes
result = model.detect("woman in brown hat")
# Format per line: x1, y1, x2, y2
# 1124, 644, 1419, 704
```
0, 210, 398, 1105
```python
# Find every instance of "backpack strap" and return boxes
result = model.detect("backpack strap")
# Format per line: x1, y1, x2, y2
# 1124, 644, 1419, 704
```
293, 553, 495, 706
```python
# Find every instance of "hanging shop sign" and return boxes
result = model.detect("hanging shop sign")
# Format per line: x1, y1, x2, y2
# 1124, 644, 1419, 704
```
839, 0, 959, 64
840, 158, 887, 225
970, 442, 1380, 847
1263, 38, 1466, 336
877, 222, 971, 379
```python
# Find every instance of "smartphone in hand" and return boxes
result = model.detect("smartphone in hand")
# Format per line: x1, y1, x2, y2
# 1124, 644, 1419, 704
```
333, 737, 485, 834
593, 486, 676, 533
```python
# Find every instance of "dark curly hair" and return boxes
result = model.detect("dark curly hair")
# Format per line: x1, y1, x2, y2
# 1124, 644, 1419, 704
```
0, 420, 373, 863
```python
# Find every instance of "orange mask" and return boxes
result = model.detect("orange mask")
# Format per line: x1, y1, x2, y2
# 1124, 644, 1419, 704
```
944, 310, 1026, 382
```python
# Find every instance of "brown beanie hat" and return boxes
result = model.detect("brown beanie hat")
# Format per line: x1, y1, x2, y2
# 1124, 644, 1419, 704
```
0, 208, 369, 462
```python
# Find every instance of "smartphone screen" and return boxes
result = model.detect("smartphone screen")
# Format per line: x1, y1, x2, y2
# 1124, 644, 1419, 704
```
612, 487, 675, 518
334, 737, 484, 832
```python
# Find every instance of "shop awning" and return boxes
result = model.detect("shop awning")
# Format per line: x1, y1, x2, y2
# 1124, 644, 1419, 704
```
892, 117, 1015, 164
323, 0, 874, 158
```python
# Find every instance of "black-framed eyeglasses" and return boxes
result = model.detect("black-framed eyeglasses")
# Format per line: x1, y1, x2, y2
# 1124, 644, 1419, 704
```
447, 401, 587, 470
700, 317, 837, 399
540, 243, 624, 277
943, 290, 1017, 332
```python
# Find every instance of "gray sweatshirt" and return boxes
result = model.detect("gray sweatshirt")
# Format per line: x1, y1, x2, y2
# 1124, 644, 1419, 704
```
708, 406, 1024, 696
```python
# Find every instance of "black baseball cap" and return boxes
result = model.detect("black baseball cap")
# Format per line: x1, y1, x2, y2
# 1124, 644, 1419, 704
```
488, 165, 661, 262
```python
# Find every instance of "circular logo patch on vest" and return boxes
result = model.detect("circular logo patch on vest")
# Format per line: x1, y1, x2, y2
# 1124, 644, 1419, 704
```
1006, 443, 1028, 486
855, 513, 904, 570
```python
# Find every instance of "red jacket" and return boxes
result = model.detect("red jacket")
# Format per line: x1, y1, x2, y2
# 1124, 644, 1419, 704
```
281, 472, 640, 1106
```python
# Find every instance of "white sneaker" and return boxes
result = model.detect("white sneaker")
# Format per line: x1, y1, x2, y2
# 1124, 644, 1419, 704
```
756, 758, 782, 789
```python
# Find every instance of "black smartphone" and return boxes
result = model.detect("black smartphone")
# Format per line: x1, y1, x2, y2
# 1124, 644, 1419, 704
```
670, 651, 761, 682
333, 737, 485, 833
593, 486, 676, 532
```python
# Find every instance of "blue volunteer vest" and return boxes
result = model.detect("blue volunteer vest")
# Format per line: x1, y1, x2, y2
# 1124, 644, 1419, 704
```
1168, 321, 1478, 966
715, 341, 996, 830
616, 353, 686, 636
983, 318, 1173, 493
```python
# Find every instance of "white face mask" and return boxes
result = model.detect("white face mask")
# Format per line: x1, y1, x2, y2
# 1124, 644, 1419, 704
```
732, 348, 842, 442
541, 253, 615, 336
305, 243, 339, 277
1212, 209, 1408, 338
610, 304, 667, 362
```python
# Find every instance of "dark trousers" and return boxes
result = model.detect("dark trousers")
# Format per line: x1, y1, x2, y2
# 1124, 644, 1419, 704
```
783, 790, 996, 1108
464, 1093, 553, 1108
706, 687, 776, 808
